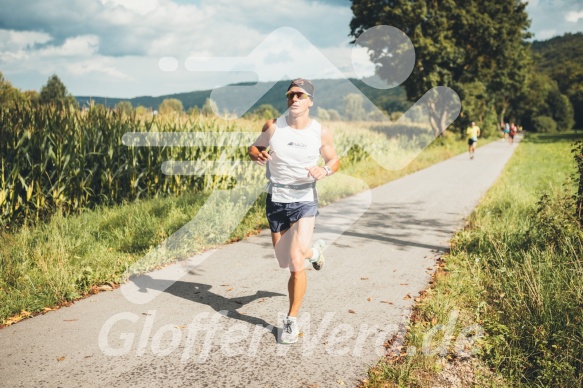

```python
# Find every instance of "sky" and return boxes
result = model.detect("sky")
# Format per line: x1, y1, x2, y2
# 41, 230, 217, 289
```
0, 0, 582, 99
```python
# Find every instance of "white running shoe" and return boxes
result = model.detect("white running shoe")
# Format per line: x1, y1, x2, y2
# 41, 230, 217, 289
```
310, 239, 326, 270
280, 317, 299, 344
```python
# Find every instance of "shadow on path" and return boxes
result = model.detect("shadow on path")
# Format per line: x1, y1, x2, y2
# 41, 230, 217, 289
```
130, 275, 284, 338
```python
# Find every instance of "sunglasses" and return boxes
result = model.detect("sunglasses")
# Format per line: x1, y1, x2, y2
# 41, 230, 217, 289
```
286, 91, 311, 100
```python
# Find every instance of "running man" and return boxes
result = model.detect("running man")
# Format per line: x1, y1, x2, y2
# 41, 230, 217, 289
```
508, 122, 516, 144
466, 121, 481, 159
248, 78, 340, 344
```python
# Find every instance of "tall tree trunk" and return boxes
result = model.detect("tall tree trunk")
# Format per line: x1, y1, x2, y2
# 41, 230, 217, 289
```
427, 101, 445, 137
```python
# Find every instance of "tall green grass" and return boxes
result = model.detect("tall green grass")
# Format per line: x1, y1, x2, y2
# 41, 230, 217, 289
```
461, 133, 583, 386
363, 132, 583, 387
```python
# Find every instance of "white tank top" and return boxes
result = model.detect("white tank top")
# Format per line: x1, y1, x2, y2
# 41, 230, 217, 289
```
267, 115, 322, 203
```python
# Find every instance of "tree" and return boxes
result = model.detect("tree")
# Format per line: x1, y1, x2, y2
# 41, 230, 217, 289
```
0, 71, 25, 106
135, 106, 149, 116
531, 33, 583, 128
546, 89, 574, 131
343, 93, 366, 121
571, 88, 583, 129
455, 81, 488, 125
158, 98, 183, 115
515, 73, 575, 131
201, 98, 218, 116
316, 107, 331, 121
116, 101, 133, 115
22, 90, 40, 105
252, 104, 281, 120
327, 109, 342, 121
40, 74, 74, 105
350, 0, 531, 135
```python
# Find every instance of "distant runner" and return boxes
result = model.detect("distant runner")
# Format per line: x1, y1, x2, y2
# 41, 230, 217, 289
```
508, 122, 516, 145
466, 121, 481, 159
248, 78, 340, 344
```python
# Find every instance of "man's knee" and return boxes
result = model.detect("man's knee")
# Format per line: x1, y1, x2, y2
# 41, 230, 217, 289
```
288, 250, 308, 271
289, 260, 307, 272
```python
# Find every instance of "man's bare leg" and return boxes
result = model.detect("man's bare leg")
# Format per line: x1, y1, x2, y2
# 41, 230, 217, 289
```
288, 269, 306, 317
272, 216, 315, 316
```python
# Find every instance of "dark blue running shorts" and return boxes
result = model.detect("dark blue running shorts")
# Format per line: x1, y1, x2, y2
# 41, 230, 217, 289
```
266, 194, 318, 232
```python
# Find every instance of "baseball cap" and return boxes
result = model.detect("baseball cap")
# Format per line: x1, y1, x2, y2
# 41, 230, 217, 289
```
287, 78, 314, 98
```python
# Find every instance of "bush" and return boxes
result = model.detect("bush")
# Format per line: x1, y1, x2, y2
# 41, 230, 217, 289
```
532, 116, 557, 133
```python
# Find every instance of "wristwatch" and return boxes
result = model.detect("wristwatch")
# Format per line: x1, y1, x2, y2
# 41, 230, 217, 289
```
323, 165, 332, 176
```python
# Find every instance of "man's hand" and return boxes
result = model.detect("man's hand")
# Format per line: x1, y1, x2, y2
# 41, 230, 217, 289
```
249, 147, 272, 166
305, 166, 327, 180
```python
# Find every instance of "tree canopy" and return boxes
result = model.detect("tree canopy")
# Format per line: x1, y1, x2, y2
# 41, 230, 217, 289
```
350, 0, 532, 133
158, 98, 183, 115
39, 74, 75, 106
532, 33, 583, 128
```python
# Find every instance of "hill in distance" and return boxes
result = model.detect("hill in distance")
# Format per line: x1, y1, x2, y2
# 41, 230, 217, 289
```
531, 32, 583, 127
75, 77, 411, 116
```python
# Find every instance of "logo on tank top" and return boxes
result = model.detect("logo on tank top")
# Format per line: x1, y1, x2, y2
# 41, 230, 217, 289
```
287, 141, 307, 148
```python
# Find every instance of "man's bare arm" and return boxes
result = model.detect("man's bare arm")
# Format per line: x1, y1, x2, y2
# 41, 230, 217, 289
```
249, 119, 276, 166
305, 125, 340, 180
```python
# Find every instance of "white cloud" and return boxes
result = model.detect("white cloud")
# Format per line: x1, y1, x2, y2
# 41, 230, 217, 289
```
17, 0, 583, 99
526, 0, 583, 40
38, 35, 99, 57
566, 10, 583, 23
67, 58, 130, 80
99, 0, 162, 15
0, 29, 52, 51
537, 29, 558, 40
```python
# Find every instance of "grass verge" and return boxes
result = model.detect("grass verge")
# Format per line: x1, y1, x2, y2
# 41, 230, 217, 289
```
361, 131, 583, 387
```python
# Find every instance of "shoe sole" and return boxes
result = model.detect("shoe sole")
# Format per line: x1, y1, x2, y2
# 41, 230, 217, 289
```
279, 338, 298, 344
312, 256, 324, 270
312, 240, 325, 270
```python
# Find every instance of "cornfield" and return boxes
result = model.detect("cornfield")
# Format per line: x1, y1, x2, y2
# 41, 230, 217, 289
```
0, 103, 256, 226
0, 102, 432, 227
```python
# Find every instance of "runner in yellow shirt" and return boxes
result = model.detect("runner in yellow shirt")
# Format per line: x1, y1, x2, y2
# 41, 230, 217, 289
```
466, 122, 481, 159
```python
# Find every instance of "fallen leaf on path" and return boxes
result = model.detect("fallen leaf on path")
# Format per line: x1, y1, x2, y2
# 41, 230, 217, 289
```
360, 277, 368, 280
348, 309, 356, 314
226, 288, 234, 292
63, 319, 78, 322
380, 300, 393, 304
403, 294, 411, 300
399, 283, 408, 286
337, 380, 345, 385
367, 297, 373, 301
57, 356, 66, 362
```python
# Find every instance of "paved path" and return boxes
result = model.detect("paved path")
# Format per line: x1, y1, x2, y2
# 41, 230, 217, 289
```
0, 139, 519, 387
